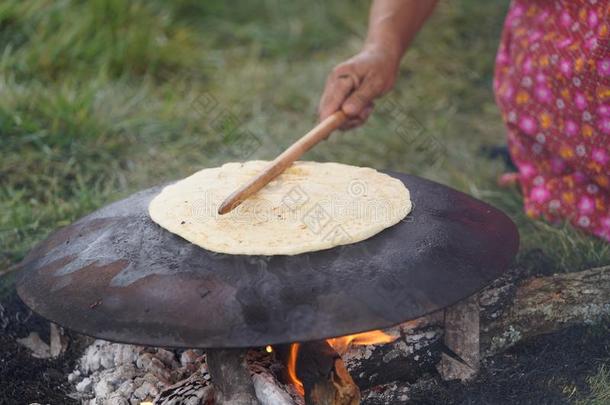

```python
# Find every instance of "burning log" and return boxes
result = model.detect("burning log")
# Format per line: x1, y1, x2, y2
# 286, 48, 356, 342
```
341, 317, 444, 388
286, 341, 360, 405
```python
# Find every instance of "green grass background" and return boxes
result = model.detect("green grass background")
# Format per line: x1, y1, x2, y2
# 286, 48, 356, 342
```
0, 0, 609, 400
2, 0, 609, 271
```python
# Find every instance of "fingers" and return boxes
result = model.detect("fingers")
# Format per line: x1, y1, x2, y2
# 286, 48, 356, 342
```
342, 72, 384, 118
318, 70, 357, 121
341, 103, 374, 130
318, 57, 385, 129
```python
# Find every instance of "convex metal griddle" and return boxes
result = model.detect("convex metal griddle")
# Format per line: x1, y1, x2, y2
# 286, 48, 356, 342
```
16, 171, 519, 348
17, 111, 519, 348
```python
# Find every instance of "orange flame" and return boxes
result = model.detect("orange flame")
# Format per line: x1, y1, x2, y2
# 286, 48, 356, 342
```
327, 329, 397, 355
286, 343, 304, 396
286, 330, 397, 396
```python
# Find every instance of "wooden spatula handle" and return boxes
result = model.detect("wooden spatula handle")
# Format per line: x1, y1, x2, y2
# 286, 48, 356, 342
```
218, 111, 348, 215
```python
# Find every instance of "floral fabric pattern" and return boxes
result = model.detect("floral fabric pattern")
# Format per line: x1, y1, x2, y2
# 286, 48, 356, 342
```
494, 0, 610, 240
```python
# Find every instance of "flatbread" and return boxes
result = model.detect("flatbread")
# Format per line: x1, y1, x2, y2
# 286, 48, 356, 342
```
148, 161, 411, 255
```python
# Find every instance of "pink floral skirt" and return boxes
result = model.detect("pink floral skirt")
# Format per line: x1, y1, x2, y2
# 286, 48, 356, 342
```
494, 0, 610, 240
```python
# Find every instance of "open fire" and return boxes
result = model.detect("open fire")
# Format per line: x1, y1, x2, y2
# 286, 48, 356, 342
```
285, 330, 398, 397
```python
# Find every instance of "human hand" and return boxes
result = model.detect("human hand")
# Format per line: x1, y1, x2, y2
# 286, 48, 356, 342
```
318, 46, 400, 129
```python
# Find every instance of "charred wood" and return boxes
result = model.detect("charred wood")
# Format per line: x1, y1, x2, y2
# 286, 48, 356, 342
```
343, 317, 444, 389
296, 341, 360, 405
153, 369, 213, 405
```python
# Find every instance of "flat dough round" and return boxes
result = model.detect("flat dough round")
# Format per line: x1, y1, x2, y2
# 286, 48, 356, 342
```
148, 161, 412, 255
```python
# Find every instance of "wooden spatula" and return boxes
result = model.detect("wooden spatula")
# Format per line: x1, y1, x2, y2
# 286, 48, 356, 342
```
218, 110, 348, 215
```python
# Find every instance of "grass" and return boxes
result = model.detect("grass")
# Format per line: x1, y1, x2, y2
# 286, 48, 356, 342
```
2, 0, 610, 273
577, 365, 610, 405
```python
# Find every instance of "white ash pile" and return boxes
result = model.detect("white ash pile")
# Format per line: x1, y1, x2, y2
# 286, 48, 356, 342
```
68, 340, 204, 404
68, 340, 303, 405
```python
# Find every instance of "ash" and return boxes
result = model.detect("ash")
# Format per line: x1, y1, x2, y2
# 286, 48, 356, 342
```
69, 340, 303, 405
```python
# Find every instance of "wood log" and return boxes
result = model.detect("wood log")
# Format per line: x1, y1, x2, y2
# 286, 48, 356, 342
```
285, 341, 360, 405
252, 370, 299, 405
153, 369, 214, 405
342, 316, 444, 389
246, 348, 304, 405
480, 264, 610, 355
206, 349, 259, 405
16, 323, 68, 359
343, 265, 610, 389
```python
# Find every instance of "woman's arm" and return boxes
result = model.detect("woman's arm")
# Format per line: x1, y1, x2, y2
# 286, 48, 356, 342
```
319, 0, 438, 128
